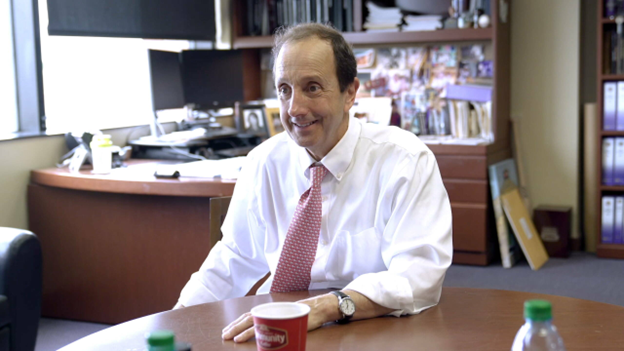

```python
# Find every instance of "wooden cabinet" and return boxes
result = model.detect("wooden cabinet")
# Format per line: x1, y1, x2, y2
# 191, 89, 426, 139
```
230, 0, 512, 265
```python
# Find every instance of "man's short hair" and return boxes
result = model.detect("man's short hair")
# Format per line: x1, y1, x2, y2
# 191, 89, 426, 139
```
272, 23, 357, 93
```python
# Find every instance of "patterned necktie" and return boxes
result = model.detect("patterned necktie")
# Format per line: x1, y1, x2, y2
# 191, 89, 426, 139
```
270, 164, 328, 293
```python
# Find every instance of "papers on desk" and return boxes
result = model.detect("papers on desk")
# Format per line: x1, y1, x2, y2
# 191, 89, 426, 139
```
155, 157, 247, 180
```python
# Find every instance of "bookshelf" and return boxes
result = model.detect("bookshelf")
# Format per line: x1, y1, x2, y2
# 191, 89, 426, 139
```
230, 0, 512, 265
596, 0, 624, 259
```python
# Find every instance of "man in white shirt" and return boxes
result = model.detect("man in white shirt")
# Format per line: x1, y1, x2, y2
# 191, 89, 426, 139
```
175, 23, 453, 343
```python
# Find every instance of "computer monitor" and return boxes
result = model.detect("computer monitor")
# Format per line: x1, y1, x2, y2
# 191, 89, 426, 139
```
148, 49, 185, 111
181, 50, 245, 109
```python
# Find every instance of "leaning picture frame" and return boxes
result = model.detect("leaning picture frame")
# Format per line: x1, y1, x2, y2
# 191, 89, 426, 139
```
264, 107, 283, 136
240, 104, 270, 138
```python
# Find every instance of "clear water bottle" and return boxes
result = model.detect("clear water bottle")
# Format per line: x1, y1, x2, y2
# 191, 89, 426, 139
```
146, 330, 192, 351
147, 330, 175, 351
511, 300, 566, 351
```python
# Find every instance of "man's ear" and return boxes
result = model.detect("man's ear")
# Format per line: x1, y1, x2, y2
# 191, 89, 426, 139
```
344, 78, 360, 113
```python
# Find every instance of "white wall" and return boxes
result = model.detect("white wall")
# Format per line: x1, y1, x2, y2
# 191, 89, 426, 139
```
510, 0, 580, 240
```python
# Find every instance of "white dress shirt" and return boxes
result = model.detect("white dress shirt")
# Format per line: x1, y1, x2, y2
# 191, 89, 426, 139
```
178, 117, 453, 316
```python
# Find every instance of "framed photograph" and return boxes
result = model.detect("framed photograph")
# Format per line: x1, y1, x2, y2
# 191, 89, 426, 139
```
240, 104, 269, 137
264, 107, 284, 136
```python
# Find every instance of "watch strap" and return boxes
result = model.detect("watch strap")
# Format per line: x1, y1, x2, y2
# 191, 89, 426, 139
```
330, 290, 349, 300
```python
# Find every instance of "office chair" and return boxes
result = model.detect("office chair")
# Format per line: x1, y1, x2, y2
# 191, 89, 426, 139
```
208, 197, 269, 295
0, 227, 42, 351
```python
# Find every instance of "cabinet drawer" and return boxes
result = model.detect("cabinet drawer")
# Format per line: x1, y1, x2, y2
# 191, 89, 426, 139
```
437, 156, 487, 180
444, 180, 488, 204
452, 205, 488, 252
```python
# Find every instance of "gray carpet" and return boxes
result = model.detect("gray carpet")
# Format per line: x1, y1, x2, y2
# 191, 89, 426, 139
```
35, 252, 624, 350
444, 252, 624, 307
35, 318, 110, 351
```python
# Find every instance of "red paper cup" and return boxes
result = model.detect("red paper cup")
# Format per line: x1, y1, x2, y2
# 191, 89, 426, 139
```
251, 302, 310, 351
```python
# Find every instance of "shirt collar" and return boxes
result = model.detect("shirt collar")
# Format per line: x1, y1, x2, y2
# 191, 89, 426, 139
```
294, 116, 361, 181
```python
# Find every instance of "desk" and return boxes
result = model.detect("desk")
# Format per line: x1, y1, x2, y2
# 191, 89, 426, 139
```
59, 288, 624, 351
28, 160, 236, 324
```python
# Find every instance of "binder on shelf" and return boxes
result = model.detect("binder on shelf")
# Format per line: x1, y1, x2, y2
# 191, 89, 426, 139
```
602, 196, 615, 244
603, 137, 616, 185
615, 138, 624, 185
604, 82, 617, 131
618, 82, 624, 130
616, 196, 624, 244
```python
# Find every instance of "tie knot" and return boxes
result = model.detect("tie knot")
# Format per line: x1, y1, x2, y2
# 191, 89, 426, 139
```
310, 165, 327, 186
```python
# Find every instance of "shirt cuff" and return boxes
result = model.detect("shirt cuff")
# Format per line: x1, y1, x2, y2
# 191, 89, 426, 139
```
344, 271, 417, 317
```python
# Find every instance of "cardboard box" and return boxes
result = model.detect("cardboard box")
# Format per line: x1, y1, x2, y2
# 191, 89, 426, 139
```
501, 188, 549, 270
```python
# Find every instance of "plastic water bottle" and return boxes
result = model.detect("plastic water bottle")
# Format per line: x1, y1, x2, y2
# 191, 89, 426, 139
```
146, 330, 192, 351
147, 330, 175, 351
511, 300, 566, 351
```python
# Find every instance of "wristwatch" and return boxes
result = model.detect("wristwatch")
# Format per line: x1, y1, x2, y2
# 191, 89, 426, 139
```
330, 290, 355, 324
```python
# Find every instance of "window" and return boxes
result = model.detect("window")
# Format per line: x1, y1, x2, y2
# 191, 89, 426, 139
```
37, 0, 190, 134
0, 0, 19, 134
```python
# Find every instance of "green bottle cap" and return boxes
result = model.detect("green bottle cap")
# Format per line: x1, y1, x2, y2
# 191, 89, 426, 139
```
147, 330, 175, 347
524, 300, 552, 322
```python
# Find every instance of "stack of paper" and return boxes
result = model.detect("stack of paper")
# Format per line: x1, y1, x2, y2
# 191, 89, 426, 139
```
364, 2, 402, 33
403, 15, 442, 32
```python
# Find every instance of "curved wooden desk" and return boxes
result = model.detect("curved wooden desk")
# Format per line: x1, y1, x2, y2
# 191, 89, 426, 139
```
30, 159, 236, 197
28, 160, 236, 324
60, 288, 624, 351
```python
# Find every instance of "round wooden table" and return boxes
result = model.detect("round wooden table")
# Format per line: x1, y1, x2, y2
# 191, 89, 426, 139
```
59, 288, 624, 351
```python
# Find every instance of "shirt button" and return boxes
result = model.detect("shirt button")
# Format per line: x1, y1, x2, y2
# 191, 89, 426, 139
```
322, 196, 328, 201
337, 173, 343, 178
321, 240, 327, 246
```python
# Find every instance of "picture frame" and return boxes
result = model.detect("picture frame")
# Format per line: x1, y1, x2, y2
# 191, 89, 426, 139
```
239, 104, 270, 137
264, 107, 284, 136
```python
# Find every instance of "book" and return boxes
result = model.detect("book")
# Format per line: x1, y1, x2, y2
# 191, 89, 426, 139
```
615, 137, 624, 185
604, 82, 617, 130
488, 159, 522, 268
501, 187, 549, 270
602, 196, 615, 244
603, 137, 616, 185
615, 196, 624, 244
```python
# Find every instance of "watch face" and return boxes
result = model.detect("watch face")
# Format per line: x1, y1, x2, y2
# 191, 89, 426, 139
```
341, 298, 356, 316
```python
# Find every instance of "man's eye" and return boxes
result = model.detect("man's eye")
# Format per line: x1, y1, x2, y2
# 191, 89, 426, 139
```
309, 85, 320, 93
279, 86, 291, 96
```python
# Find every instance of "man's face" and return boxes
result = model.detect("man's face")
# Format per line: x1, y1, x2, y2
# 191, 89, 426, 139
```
274, 37, 358, 160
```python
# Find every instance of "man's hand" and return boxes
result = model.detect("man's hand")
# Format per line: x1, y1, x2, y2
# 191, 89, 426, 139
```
222, 290, 395, 343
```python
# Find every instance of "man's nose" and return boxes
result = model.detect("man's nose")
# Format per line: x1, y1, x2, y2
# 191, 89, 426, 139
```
288, 90, 309, 118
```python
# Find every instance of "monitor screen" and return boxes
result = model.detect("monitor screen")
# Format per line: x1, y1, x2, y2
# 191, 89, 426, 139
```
181, 50, 245, 109
148, 50, 185, 111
